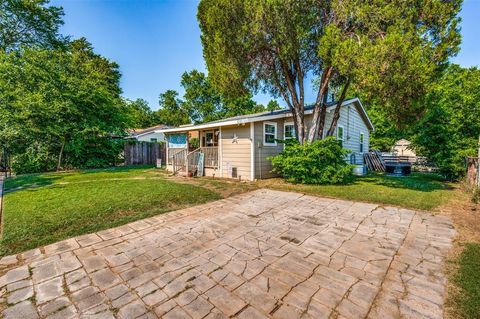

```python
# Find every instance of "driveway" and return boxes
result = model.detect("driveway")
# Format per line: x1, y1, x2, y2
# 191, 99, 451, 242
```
0, 189, 455, 319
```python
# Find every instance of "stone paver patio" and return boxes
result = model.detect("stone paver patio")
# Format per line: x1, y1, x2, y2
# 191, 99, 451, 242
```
0, 189, 455, 319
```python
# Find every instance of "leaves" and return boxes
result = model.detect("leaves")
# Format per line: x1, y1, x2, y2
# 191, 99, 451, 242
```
411, 64, 480, 179
270, 137, 353, 184
197, 0, 462, 143
0, 39, 128, 173
0, 0, 66, 52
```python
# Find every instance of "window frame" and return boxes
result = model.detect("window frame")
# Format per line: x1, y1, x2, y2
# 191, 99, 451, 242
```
283, 122, 296, 140
263, 122, 277, 146
359, 132, 365, 153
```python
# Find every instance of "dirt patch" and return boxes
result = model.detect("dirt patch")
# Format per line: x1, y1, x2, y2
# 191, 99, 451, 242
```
437, 188, 480, 319
164, 174, 259, 198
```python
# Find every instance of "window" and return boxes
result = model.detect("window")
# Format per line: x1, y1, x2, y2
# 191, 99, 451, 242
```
359, 133, 364, 153
264, 122, 277, 146
284, 123, 296, 140
337, 126, 344, 147
150, 138, 157, 143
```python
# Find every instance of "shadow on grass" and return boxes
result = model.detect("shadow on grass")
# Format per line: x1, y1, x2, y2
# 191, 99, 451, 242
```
4, 165, 158, 193
351, 172, 452, 192
4, 173, 63, 192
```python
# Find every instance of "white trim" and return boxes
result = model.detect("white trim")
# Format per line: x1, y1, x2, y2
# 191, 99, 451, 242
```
219, 127, 223, 177
156, 98, 375, 134
263, 122, 277, 146
283, 122, 295, 140
250, 122, 255, 181
337, 125, 345, 142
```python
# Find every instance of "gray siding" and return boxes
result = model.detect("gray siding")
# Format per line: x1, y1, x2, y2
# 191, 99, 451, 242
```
323, 104, 370, 164
252, 102, 371, 178
253, 120, 284, 179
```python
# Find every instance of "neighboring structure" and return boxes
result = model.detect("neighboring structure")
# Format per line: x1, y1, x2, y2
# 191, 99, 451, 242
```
158, 98, 374, 181
128, 124, 169, 142
391, 139, 416, 157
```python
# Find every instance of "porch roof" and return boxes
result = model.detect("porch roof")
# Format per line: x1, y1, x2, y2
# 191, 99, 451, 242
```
156, 97, 374, 134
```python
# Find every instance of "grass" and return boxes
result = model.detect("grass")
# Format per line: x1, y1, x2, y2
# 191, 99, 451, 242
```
453, 243, 480, 319
1, 167, 457, 256
260, 172, 455, 211
1, 166, 221, 256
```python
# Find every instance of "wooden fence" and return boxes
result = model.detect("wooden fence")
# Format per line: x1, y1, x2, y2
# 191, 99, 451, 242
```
124, 142, 165, 166
466, 157, 479, 187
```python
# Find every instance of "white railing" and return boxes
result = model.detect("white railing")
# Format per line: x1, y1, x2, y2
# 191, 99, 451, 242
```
200, 147, 218, 168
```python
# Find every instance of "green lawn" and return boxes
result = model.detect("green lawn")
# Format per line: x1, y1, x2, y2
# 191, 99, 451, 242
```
261, 173, 455, 211
1, 166, 221, 256
453, 243, 480, 319
0, 168, 457, 256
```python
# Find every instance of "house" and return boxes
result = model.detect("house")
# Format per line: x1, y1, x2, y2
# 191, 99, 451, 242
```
128, 124, 169, 143
158, 98, 374, 181
391, 139, 416, 157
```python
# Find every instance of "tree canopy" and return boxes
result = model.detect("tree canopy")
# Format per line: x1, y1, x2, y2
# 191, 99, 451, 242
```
198, 0, 461, 143
157, 69, 282, 126
0, 0, 66, 51
124, 98, 159, 129
0, 38, 128, 173
412, 64, 480, 179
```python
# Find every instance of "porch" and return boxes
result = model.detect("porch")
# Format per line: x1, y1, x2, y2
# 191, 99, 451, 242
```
165, 129, 220, 176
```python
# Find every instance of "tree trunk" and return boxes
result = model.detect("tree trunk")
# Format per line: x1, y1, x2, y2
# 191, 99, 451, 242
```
317, 87, 329, 139
326, 79, 350, 137
57, 140, 65, 171
307, 67, 333, 142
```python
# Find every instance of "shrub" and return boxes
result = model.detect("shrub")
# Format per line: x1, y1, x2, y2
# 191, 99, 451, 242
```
270, 137, 353, 184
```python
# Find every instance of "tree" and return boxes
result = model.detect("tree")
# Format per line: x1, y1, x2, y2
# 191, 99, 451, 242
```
412, 64, 480, 179
181, 69, 222, 124
198, 0, 461, 144
125, 98, 158, 128
156, 90, 190, 126
0, 38, 128, 172
180, 69, 274, 124
266, 100, 282, 112
0, 0, 66, 51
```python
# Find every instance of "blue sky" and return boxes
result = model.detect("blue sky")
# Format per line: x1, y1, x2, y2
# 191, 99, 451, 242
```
52, 0, 479, 110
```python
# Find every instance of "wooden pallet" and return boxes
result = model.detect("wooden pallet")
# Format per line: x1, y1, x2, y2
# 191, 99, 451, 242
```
364, 151, 386, 172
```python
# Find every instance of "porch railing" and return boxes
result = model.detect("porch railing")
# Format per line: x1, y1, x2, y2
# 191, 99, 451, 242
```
186, 148, 202, 176
171, 148, 187, 174
200, 147, 218, 168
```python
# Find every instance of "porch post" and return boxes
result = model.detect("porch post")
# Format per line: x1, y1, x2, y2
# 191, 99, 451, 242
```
250, 122, 255, 181
219, 127, 223, 177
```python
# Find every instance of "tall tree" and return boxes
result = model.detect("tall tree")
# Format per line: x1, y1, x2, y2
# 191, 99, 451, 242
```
156, 90, 190, 126
0, 0, 66, 51
125, 98, 158, 128
181, 70, 222, 124
0, 38, 128, 172
198, 0, 461, 144
412, 64, 480, 179
180, 69, 276, 124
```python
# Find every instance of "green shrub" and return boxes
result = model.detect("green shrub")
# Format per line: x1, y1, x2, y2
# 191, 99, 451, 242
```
269, 137, 353, 184
189, 137, 200, 149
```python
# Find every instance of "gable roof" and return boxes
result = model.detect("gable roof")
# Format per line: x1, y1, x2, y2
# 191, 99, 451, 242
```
129, 124, 169, 138
157, 97, 374, 133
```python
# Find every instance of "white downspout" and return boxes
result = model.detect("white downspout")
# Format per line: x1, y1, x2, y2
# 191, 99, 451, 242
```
250, 122, 255, 181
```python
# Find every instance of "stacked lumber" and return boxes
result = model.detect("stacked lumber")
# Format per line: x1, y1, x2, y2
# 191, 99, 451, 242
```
364, 151, 386, 172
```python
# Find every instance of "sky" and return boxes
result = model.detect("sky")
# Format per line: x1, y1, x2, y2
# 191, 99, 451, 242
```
52, 0, 480, 110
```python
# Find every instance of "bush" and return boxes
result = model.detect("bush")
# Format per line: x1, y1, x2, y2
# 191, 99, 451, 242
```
270, 137, 353, 184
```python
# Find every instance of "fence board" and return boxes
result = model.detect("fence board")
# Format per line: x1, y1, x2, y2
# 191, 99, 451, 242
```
124, 142, 165, 166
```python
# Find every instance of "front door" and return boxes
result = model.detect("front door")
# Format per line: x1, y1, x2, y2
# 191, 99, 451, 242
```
202, 130, 219, 147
